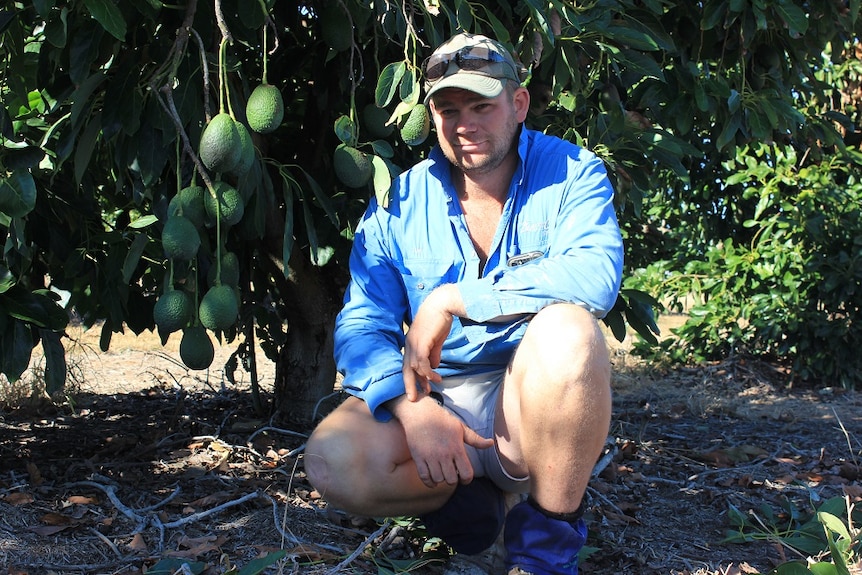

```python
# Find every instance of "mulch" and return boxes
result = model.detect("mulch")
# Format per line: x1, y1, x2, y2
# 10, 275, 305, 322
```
2, 357, 861, 575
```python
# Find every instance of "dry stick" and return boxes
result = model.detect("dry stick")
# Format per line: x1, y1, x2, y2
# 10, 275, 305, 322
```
156, 84, 216, 194
73, 481, 147, 531
88, 526, 125, 560
832, 406, 859, 468
326, 518, 392, 575
162, 490, 260, 528
137, 485, 182, 513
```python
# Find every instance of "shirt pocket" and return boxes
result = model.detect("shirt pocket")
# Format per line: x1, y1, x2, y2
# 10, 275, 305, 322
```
400, 261, 459, 319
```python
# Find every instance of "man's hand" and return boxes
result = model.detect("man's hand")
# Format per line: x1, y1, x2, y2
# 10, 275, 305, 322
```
403, 284, 465, 401
389, 395, 494, 488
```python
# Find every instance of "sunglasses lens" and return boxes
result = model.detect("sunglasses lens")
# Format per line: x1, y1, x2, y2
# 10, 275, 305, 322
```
424, 54, 451, 81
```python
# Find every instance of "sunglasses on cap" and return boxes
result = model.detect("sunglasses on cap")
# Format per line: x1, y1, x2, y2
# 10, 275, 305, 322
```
423, 45, 515, 82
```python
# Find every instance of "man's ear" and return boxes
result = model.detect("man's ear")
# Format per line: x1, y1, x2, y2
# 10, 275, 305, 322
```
513, 86, 531, 123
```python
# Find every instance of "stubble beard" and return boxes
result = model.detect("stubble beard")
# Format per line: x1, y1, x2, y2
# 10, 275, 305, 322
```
443, 121, 519, 176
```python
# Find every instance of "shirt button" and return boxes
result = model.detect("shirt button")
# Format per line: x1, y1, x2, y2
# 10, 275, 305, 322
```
417, 282, 425, 290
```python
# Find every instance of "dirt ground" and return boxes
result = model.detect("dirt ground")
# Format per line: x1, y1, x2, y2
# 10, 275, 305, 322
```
1, 321, 861, 575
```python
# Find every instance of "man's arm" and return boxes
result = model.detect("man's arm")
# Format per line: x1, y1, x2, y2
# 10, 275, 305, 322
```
334, 209, 411, 422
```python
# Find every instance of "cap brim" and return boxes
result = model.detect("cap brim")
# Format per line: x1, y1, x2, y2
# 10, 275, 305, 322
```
424, 73, 506, 104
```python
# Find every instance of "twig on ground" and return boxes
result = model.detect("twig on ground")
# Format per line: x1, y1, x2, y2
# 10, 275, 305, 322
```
326, 519, 392, 575
72, 481, 146, 531
88, 527, 124, 560
587, 485, 625, 517
833, 406, 859, 468
591, 437, 618, 478
137, 485, 181, 513
248, 425, 308, 445
162, 490, 260, 528
15, 560, 133, 572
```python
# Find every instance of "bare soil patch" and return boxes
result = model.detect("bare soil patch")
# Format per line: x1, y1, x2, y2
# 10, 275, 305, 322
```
1, 323, 861, 574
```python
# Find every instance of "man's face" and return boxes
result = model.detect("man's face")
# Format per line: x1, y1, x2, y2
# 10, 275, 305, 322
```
429, 86, 529, 176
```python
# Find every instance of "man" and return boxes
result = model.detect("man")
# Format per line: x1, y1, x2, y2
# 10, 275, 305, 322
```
305, 31, 623, 575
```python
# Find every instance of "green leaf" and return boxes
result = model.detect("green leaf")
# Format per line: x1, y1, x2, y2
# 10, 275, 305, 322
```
775, 1, 808, 35
716, 114, 742, 151
40, 329, 67, 395
4, 146, 46, 170
236, 550, 287, 575
0, 170, 37, 218
399, 68, 420, 106
301, 197, 320, 265
128, 214, 158, 229
0, 316, 34, 382
605, 22, 661, 51
83, 0, 127, 40
334, 115, 357, 146
809, 562, 840, 575
773, 562, 814, 575
300, 169, 338, 227
371, 154, 392, 208
601, 308, 627, 342
44, 7, 68, 48
376, 62, 406, 108
817, 511, 852, 542
4, 287, 69, 331
121, 233, 149, 284
0, 264, 14, 294
33, 0, 56, 19
74, 115, 102, 186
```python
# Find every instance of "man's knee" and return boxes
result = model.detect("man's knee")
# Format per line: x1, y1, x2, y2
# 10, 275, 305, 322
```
304, 426, 339, 500
526, 304, 607, 364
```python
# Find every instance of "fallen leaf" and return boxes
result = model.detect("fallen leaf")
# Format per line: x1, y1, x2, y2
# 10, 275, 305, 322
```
188, 491, 234, 508
602, 510, 640, 525
26, 462, 43, 485
40, 512, 75, 526
29, 524, 72, 536
66, 495, 98, 505
129, 532, 148, 553
4, 492, 34, 506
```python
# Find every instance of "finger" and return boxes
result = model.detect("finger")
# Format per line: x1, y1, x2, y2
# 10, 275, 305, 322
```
454, 458, 475, 484
462, 425, 495, 450
428, 463, 447, 486
416, 462, 437, 489
402, 367, 420, 401
441, 460, 461, 486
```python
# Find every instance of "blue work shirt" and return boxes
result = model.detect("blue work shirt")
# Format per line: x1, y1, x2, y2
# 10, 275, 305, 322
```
336, 126, 624, 421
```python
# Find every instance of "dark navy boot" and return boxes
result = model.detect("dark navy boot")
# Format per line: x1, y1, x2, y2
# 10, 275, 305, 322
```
503, 498, 587, 575
419, 476, 506, 555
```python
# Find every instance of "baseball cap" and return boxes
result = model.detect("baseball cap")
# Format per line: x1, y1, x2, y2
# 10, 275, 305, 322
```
423, 32, 526, 104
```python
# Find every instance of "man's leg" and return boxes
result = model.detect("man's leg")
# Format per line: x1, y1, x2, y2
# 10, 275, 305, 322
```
304, 397, 453, 517
306, 396, 509, 555
495, 303, 612, 573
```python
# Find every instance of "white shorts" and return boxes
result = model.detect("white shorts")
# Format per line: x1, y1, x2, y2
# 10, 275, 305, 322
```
432, 368, 530, 493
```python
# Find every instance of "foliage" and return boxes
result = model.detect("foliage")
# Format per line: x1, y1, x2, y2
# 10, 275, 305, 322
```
724, 495, 861, 575
1, 0, 861, 401
629, 143, 862, 387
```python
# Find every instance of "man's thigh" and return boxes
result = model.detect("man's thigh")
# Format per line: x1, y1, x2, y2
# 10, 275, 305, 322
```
305, 396, 454, 515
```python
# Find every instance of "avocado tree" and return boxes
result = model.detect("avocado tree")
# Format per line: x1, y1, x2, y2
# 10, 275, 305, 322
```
2, 1, 861, 425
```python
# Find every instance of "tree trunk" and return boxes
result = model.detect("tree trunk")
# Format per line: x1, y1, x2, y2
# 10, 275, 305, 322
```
267, 248, 345, 428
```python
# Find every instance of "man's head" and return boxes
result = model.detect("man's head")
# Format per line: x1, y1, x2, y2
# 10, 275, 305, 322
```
423, 32, 526, 105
